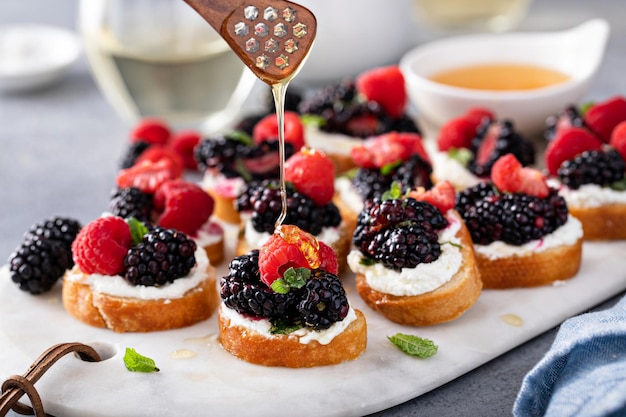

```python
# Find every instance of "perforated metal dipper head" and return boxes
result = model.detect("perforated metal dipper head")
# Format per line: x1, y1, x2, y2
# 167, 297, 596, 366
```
183, 0, 316, 84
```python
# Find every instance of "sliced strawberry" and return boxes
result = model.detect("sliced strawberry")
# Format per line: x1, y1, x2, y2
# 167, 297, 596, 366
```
518, 167, 549, 198
72, 216, 132, 276
464, 107, 495, 126
134, 145, 184, 178
408, 181, 456, 213
544, 127, 603, 176
491, 153, 522, 193
284, 148, 335, 206
584, 96, 626, 142
492, 154, 548, 198
474, 123, 499, 167
130, 118, 171, 145
171, 130, 202, 170
242, 150, 281, 175
116, 158, 181, 194
609, 120, 626, 162
437, 117, 477, 151
351, 132, 429, 169
252, 111, 305, 150
356, 65, 407, 119
153, 180, 214, 236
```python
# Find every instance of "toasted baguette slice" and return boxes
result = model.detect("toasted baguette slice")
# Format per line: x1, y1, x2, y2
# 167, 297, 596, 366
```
62, 264, 218, 333
475, 237, 583, 288
206, 189, 240, 224
568, 203, 626, 240
236, 221, 352, 274
201, 235, 225, 266
327, 152, 357, 176
355, 211, 482, 326
218, 307, 367, 367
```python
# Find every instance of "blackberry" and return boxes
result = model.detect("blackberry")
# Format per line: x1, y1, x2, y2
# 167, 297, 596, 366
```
24, 216, 82, 251
194, 133, 249, 178
236, 180, 341, 235
322, 101, 388, 138
455, 182, 497, 218
386, 114, 421, 134
265, 87, 303, 113
297, 79, 357, 115
11, 216, 82, 293
544, 106, 586, 141
108, 186, 153, 222
351, 154, 433, 201
9, 236, 72, 294
353, 198, 448, 270
457, 185, 569, 245
468, 119, 536, 177
241, 139, 296, 180
557, 149, 625, 189
119, 141, 151, 169
123, 227, 197, 286
296, 269, 349, 330
220, 250, 297, 318
233, 113, 268, 136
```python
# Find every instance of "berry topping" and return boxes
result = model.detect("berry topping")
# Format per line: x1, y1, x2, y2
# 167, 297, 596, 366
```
72, 217, 132, 276
610, 120, 626, 162
120, 141, 152, 169
409, 180, 456, 213
123, 227, 197, 286
153, 180, 214, 236
236, 179, 341, 236
583, 95, 626, 142
557, 149, 625, 190
544, 126, 603, 176
437, 107, 494, 152
9, 217, 81, 294
171, 130, 202, 170
220, 250, 297, 319
356, 65, 407, 119
456, 183, 568, 245
351, 131, 429, 169
468, 119, 535, 178
353, 195, 448, 270
297, 269, 349, 330
253, 111, 305, 151
116, 158, 181, 194
284, 148, 335, 206
130, 118, 171, 145
108, 187, 154, 223
492, 154, 549, 198
544, 105, 586, 141
134, 145, 184, 178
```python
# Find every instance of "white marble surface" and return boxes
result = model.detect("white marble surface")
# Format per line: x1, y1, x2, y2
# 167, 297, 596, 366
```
1, 222, 625, 417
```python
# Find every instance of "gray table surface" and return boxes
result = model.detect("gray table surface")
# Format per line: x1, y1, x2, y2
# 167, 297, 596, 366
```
1, 1, 625, 416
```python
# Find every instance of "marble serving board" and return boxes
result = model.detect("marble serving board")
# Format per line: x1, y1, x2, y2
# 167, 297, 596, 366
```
1, 224, 625, 417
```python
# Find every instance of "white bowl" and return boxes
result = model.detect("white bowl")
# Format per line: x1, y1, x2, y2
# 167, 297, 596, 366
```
0, 24, 81, 93
399, 19, 610, 136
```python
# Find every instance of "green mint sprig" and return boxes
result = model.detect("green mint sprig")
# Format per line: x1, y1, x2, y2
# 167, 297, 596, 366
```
388, 333, 438, 358
270, 267, 310, 294
123, 347, 160, 373
126, 218, 149, 246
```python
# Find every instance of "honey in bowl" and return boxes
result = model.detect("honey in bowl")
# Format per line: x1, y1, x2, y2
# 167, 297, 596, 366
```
429, 63, 570, 91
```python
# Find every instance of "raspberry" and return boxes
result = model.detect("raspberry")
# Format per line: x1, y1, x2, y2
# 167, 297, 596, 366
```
134, 145, 184, 178
72, 217, 132, 276
584, 96, 626, 142
116, 158, 181, 194
153, 180, 214, 236
409, 180, 456, 213
317, 241, 339, 276
609, 120, 626, 162
492, 154, 548, 198
171, 130, 202, 170
252, 111, 305, 151
351, 132, 429, 169
130, 118, 171, 145
355, 65, 407, 119
284, 148, 335, 206
544, 126, 603, 176
258, 229, 314, 288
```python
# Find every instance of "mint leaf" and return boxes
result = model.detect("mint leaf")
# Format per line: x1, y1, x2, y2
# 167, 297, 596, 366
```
381, 181, 403, 201
448, 148, 473, 167
610, 177, 626, 191
126, 218, 148, 246
579, 101, 595, 116
269, 317, 303, 334
380, 160, 402, 176
227, 130, 253, 146
388, 333, 438, 358
300, 114, 326, 128
359, 257, 376, 266
270, 267, 310, 293
123, 347, 160, 372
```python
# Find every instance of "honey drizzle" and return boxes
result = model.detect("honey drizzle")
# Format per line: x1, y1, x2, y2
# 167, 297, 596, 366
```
271, 80, 290, 229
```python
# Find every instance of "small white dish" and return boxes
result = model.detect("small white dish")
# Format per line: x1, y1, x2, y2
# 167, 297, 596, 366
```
0, 24, 81, 93
400, 19, 610, 136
